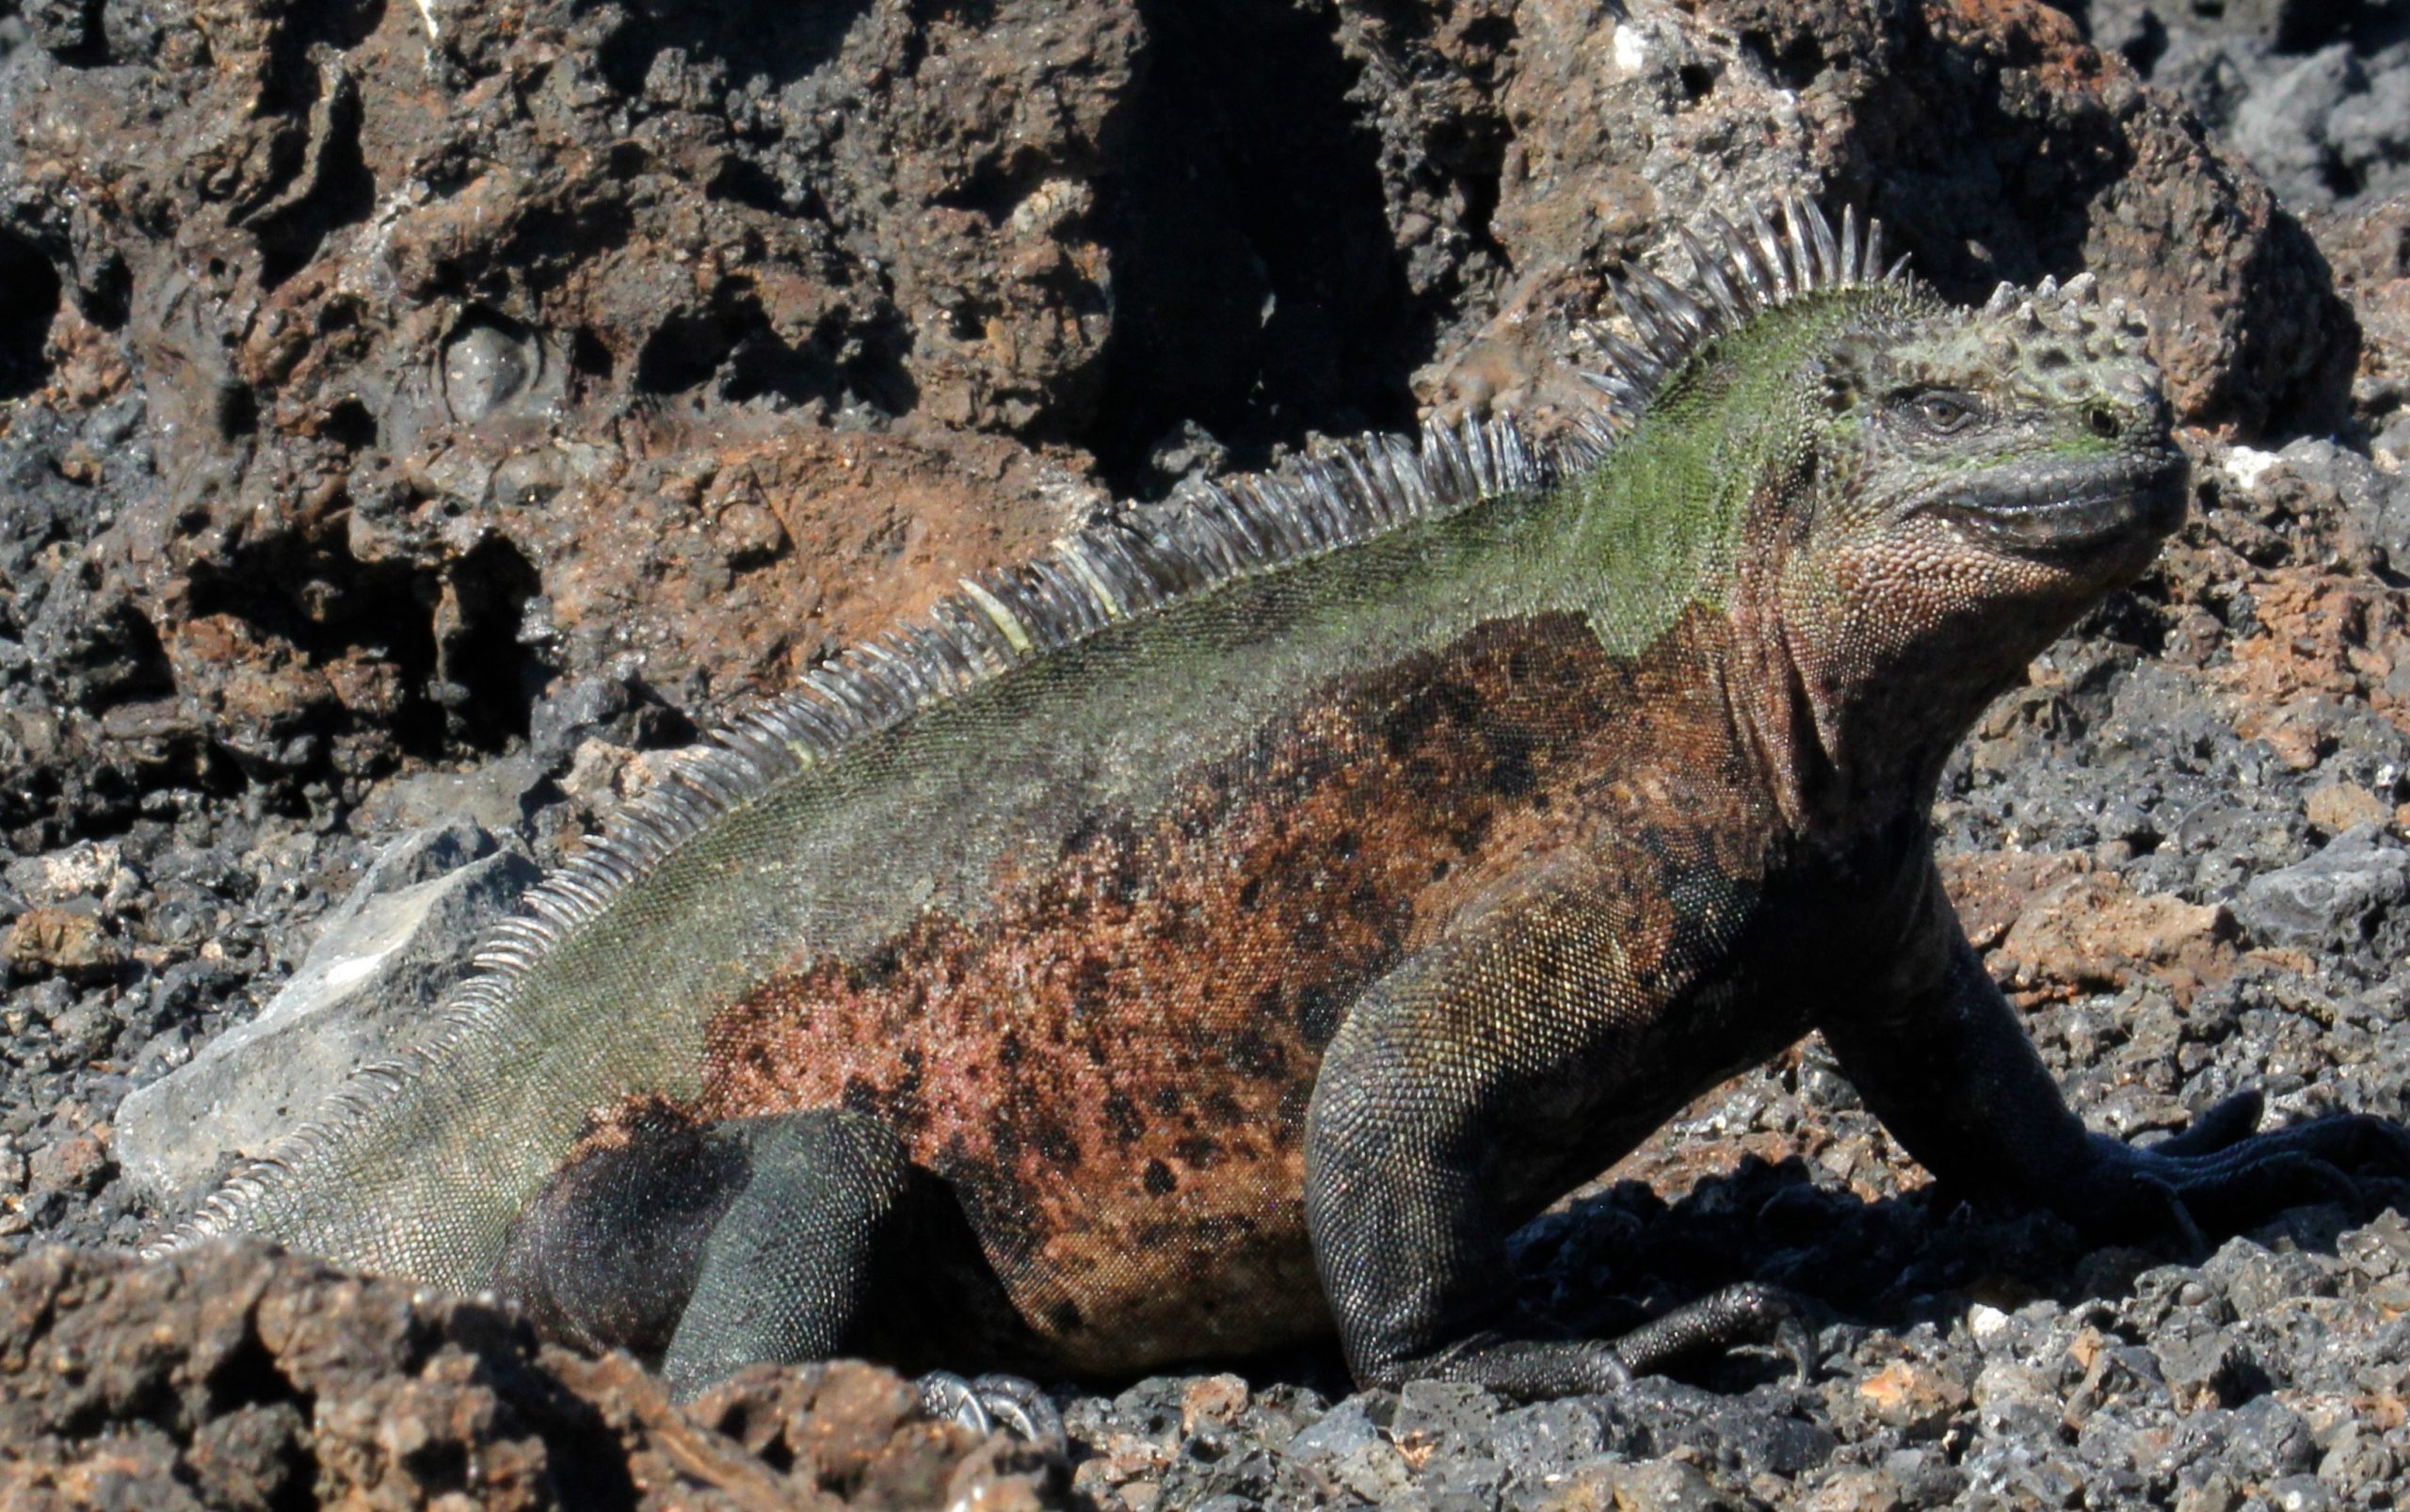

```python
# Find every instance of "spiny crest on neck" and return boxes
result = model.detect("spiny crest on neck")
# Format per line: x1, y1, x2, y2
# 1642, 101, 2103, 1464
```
1564, 194, 1911, 458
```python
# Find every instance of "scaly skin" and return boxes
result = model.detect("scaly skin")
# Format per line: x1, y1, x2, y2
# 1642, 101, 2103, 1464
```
161, 200, 2410, 1403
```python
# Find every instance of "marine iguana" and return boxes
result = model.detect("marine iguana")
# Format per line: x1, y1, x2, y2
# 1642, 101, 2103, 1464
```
160, 197, 2410, 1407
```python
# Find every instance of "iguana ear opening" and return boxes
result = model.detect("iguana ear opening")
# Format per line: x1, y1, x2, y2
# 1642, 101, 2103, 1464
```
1816, 362, 1860, 415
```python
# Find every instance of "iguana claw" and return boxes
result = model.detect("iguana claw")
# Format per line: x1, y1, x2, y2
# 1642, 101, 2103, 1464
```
2067, 1099, 2410, 1249
1615, 1279, 1810, 1382
918, 1370, 1066, 1449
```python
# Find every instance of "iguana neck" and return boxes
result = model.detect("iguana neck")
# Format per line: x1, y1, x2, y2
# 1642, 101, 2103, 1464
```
1726, 584, 1980, 847
1550, 287, 1972, 848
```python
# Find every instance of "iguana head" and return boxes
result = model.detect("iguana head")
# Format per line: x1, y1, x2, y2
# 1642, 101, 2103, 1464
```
1582, 201, 2189, 831
1770, 271, 2187, 811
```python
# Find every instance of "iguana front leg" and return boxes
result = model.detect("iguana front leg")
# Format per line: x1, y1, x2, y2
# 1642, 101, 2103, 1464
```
1303, 858, 1796, 1395
1820, 860, 2410, 1247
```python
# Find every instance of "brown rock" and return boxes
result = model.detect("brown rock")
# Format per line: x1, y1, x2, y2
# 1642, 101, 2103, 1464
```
2305, 195, 2410, 447
2224, 567, 2410, 745
1178, 1372, 1250, 1435
1943, 851, 2235, 1005
1941, 849, 2097, 953
1855, 1359, 1970, 1440
2307, 780, 2393, 837
0, 1244, 1057, 1510
684, 1359, 1056, 1510
1, 908, 119, 980
1806, 1467, 1910, 1512
24, 1135, 110, 1198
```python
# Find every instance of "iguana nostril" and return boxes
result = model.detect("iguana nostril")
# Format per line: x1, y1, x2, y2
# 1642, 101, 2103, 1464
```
2087, 405, 2120, 440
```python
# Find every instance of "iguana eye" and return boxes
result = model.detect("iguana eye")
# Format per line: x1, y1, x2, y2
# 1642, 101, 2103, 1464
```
1908, 392, 1976, 433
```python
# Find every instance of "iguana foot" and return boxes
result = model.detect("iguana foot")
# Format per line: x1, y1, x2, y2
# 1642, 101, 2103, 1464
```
1613, 1280, 1811, 1381
2062, 1091, 2410, 1252
1374, 1281, 1808, 1398
655, 1112, 916, 1401
919, 1370, 1066, 1448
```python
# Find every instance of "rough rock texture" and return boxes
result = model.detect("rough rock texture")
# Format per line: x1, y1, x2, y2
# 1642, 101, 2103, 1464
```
0, 1242, 1058, 1510
110, 819, 538, 1201
2307, 192, 2410, 456
2088, 0, 2410, 212
5, 0, 2410, 1506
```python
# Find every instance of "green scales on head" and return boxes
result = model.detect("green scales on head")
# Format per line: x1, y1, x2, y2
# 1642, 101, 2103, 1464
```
160, 197, 2410, 1407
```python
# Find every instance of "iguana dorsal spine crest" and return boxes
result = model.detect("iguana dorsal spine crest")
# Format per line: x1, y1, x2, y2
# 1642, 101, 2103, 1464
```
157, 196, 1901, 1259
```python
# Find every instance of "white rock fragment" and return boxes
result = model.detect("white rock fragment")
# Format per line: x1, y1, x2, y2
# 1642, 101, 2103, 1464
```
114, 822, 538, 1202
1968, 1302, 2012, 1347
1614, 23, 1648, 72
2223, 445, 2285, 493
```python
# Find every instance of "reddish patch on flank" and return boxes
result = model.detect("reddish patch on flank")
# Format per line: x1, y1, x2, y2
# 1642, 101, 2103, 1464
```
695, 607, 1764, 1372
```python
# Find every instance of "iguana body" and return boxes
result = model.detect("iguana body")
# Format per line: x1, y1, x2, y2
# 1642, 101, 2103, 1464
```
166, 199, 2410, 1400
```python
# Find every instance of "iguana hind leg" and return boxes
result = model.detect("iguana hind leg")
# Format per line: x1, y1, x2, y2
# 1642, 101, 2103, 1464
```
660, 1110, 915, 1399
497, 1104, 914, 1400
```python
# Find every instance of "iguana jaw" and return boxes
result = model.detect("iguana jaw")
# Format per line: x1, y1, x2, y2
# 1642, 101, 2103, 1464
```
1910, 446, 2187, 556
1752, 424, 2185, 840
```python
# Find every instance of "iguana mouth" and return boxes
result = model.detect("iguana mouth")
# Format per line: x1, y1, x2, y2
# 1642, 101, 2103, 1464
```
1927, 449, 2187, 556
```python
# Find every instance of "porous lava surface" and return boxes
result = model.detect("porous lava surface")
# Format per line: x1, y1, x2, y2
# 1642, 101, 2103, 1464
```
0, 1241, 1059, 1509
5, 0, 2410, 1506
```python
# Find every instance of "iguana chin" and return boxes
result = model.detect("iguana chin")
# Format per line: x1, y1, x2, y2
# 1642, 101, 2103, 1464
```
158, 196, 2410, 1406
